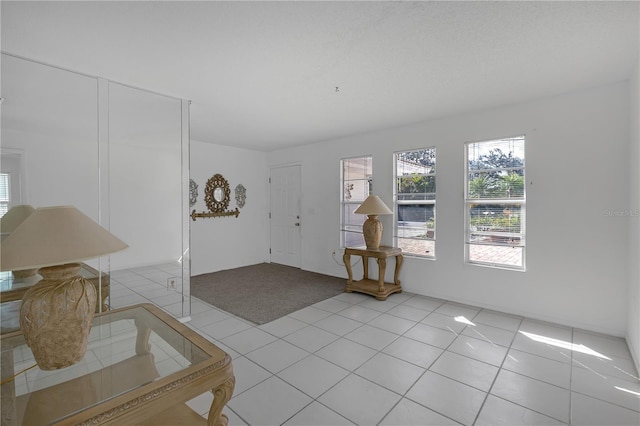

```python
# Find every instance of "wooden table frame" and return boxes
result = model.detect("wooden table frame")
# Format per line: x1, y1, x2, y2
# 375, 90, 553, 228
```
343, 246, 403, 300
0, 304, 234, 426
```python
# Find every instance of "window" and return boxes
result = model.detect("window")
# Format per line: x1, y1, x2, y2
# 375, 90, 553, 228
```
465, 135, 525, 269
394, 148, 436, 257
0, 173, 9, 217
341, 156, 372, 247
1, 150, 25, 218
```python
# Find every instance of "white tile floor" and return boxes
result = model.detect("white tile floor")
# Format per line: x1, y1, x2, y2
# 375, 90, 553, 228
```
110, 265, 640, 426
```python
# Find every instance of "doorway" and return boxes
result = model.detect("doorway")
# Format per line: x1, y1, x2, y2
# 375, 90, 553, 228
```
269, 164, 302, 268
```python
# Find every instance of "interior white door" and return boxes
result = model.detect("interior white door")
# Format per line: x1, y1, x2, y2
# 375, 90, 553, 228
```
270, 165, 301, 268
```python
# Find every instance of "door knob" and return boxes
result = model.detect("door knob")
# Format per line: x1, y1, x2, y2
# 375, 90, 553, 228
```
295, 222, 300, 226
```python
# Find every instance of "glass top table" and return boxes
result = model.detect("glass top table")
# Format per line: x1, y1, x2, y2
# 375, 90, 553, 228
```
0, 303, 235, 425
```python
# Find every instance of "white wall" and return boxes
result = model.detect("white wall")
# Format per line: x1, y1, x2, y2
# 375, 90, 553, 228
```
268, 81, 631, 336
628, 56, 640, 371
190, 140, 269, 276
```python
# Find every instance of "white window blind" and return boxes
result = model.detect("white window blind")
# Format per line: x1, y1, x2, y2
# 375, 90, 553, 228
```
0, 173, 10, 217
465, 136, 526, 269
394, 148, 436, 258
340, 156, 372, 248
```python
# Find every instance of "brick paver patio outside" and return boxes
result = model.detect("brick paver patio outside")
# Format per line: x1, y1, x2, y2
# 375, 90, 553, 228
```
398, 239, 523, 267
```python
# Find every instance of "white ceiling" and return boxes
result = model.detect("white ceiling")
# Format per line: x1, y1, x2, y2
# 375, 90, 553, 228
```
2, 1, 639, 151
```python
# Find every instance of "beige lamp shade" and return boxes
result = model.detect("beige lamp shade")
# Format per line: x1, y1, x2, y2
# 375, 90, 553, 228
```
0, 204, 35, 238
353, 195, 393, 215
0, 205, 128, 271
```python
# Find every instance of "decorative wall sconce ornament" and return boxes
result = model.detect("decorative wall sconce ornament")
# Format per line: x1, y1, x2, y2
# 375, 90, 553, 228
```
189, 179, 198, 207
191, 173, 240, 220
235, 184, 247, 208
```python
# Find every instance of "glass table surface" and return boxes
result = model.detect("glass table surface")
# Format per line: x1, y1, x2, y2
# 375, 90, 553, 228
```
0, 304, 231, 426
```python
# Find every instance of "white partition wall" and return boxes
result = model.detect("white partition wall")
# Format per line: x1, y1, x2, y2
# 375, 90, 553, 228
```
1, 54, 191, 318
106, 82, 184, 271
1, 54, 100, 218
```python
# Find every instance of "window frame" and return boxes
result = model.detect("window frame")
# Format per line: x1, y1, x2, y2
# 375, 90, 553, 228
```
393, 147, 436, 259
340, 155, 372, 248
464, 135, 526, 270
0, 173, 9, 217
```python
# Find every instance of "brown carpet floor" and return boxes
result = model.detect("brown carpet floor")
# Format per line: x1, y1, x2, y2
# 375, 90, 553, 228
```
191, 263, 346, 325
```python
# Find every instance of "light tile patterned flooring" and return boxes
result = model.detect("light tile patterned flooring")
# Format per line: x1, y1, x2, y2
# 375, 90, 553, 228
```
110, 264, 640, 426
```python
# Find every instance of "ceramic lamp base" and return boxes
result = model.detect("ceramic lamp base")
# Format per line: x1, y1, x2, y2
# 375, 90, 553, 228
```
19, 263, 97, 370
362, 215, 383, 250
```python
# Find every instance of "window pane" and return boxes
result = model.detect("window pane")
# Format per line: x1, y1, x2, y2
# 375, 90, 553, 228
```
467, 172, 524, 199
397, 238, 434, 257
397, 204, 435, 256
398, 204, 434, 225
397, 223, 434, 239
465, 136, 525, 270
341, 156, 372, 248
467, 137, 525, 171
396, 150, 435, 174
342, 203, 367, 228
468, 203, 523, 241
344, 180, 370, 202
468, 244, 523, 268
344, 230, 365, 248
395, 148, 436, 258
343, 157, 372, 181
0, 174, 9, 202
397, 176, 436, 200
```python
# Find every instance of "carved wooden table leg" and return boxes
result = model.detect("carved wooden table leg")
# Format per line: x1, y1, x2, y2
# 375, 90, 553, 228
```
394, 254, 404, 286
343, 252, 353, 292
134, 317, 152, 355
376, 257, 387, 299
362, 255, 369, 280
207, 376, 236, 426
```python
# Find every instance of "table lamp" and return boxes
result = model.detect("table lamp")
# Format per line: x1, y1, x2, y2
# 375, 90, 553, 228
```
0, 204, 37, 278
354, 195, 393, 250
0, 206, 128, 370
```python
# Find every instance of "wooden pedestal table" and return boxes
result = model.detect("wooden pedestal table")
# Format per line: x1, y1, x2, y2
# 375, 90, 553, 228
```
343, 246, 403, 300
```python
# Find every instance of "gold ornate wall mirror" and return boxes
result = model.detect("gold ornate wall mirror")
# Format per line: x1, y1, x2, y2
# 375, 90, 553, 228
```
205, 174, 230, 213
192, 173, 239, 220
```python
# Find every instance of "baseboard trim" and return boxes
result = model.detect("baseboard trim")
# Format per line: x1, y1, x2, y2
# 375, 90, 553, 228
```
626, 333, 640, 375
